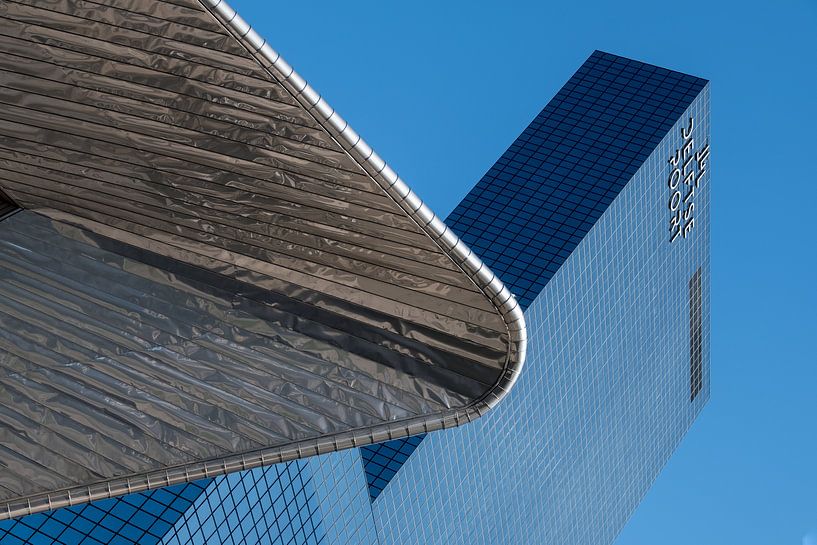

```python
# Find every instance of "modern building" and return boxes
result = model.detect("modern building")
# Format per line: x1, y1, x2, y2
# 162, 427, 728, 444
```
0, 1, 710, 544
0, 0, 525, 519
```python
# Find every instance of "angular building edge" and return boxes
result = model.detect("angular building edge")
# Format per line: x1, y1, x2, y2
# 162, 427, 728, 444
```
200, 0, 528, 418
0, 0, 527, 521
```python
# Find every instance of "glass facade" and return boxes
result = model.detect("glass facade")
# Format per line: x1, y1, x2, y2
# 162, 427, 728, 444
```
373, 82, 710, 545
0, 482, 208, 545
359, 50, 707, 498
447, 50, 706, 308
359, 435, 426, 501
0, 50, 710, 545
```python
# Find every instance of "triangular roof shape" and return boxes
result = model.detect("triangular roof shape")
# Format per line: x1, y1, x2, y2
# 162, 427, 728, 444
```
0, 0, 525, 518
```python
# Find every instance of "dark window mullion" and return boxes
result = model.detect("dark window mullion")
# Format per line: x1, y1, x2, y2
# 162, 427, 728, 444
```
689, 267, 703, 400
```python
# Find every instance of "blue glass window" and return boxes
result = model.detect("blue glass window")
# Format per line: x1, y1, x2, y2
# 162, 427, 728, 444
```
360, 50, 707, 501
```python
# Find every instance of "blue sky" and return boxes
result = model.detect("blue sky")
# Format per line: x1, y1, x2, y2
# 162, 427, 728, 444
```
232, 1, 817, 543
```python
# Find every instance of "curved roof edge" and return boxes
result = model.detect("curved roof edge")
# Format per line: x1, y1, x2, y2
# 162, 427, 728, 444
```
201, 0, 528, 426
2, 0, 527, 520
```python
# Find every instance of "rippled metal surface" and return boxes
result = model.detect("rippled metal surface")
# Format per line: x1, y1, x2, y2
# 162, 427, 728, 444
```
0, 0, 524, 518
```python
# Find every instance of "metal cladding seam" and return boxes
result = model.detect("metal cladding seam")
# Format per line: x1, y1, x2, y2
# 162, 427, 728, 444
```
0, 0, 527, 519
200, 0, 527, 412
199, 0, 527, 405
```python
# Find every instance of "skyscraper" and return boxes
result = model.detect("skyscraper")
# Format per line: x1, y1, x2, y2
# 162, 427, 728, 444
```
368, 50, 710, 545
0, 2, 709, 544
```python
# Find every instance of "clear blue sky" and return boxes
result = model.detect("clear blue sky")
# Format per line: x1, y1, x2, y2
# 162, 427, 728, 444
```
232, 1, 817, 543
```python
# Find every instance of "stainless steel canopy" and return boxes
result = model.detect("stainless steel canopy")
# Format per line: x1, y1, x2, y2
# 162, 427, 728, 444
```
0, 0, 526, 518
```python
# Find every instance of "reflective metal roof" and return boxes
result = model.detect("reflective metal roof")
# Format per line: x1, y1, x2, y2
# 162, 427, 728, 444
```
0, 0, 525, 518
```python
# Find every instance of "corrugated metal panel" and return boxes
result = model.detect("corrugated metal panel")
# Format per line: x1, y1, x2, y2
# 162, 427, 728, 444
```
0, 0, 526, 518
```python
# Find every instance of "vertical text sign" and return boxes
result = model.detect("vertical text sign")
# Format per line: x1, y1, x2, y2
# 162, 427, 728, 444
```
667, 117, 709, 243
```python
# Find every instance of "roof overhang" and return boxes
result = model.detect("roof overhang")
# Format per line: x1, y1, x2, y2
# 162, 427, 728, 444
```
0, 0, 525, 518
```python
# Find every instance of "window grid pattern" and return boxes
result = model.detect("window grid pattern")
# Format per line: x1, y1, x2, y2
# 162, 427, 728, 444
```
158, 461, 323, 545
0, 481, 209, 545
359, 434, 426, 501
0, 52, 710, 545
446, 50, 707, 308
360, 50, 707, 501
308, 449, 380, 545
372, 85, 710, 545
689, 267, 703, 400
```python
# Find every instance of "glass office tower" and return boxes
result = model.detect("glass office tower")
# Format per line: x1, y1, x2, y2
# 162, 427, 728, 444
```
0, 24, 710, 545
371, 52, 710, 545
